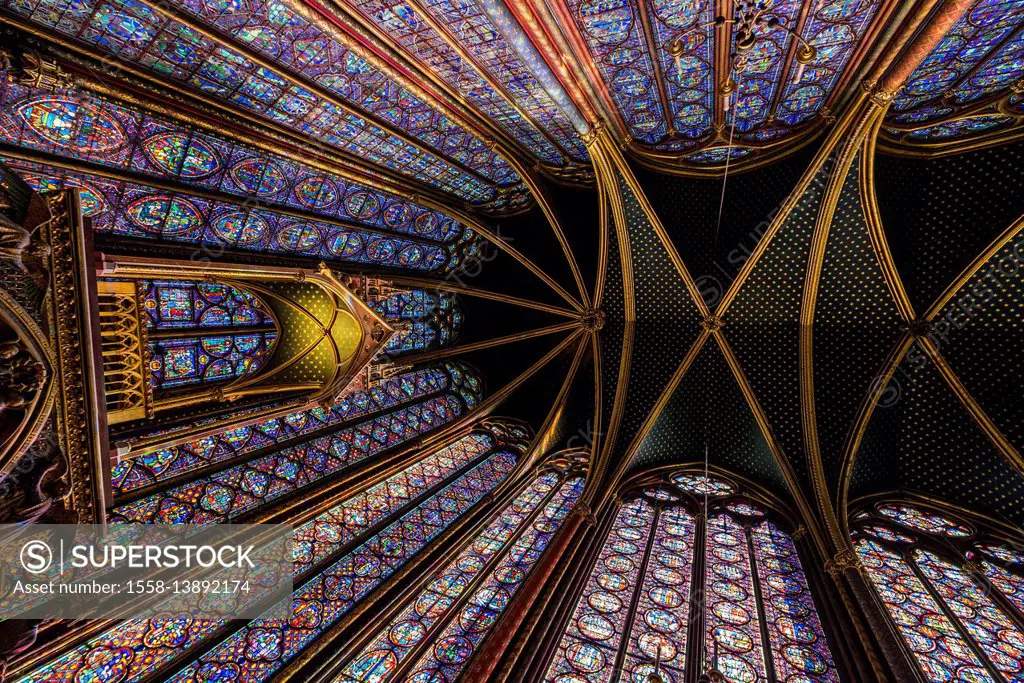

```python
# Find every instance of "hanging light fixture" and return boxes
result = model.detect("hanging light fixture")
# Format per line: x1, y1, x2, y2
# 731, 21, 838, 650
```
666, 1, 818, 98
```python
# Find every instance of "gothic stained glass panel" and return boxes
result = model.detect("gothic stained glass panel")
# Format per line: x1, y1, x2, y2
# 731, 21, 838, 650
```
705, 513, 769, 683
541, 498, 656, 683
331, 0, 587, 166
111, 366, 452, 496
370, 288, 463, 354
1, 0, 523, 202
895, 0, 1024, 112
670, 472, 735, 496
876, 504, 974, 537
647, 0, 715, 147
19, 442, 517, 683
12, 160, 455, 272
887, 0, 1024, 137
403, 476, 585, 682
751, 521, 840, 683
731, 0, 802, 134
982, 561, 1024, 616
620, 505, 694, 683
138, 280, 274, 329
166, 451, 519, 683
567, 0, 668, 145
773, 0, 883, 127
149, 332, 277, 389
109, 394, 465, 523
914, 550, 1024, 680
0, 80, 466, 242
336, 471, 565, 682
855, 539, 993, 682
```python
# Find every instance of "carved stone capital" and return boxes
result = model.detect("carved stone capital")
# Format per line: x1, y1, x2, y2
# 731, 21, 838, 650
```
825, 549, 864, 580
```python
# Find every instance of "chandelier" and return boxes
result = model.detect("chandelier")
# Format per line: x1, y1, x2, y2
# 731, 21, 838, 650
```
667, 0, 818, 103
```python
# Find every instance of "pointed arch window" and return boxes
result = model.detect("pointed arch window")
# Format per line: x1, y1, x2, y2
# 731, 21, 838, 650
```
109, 363, 461, 497
542, 470, 840, 683
368, 286, 463, 355
328, 450, 589, 683
20, 420, 532, 683
108, 363, 483, 523
137, 280, 279, 390
852, 501, 1024, 682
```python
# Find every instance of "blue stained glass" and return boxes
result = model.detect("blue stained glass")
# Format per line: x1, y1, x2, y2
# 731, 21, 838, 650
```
148, 332, 277, 389
138, 280, 274, 329
109, 393, 465, 523
649, 0, 715, 139
775, 0, 883, 126
110, 366, 454, 496
403, 476, 585, 682
1, 0, 525, 202
905, 115, 1014, 139
334, 0, 588, 165
568, 0, 668, 144
165, 451, 519, 683
7, 159, 455, 272
752, 522, 839, 682
22, 434, 516, 683
856, 539, 993, 682
887, 0, 1024, 140
915, 550, 1024, 681
370, 288, 462, 354
0, 80, 466, 244
335, 471, 568, 682
731, 0, 802, 133
686, 147, 753, 163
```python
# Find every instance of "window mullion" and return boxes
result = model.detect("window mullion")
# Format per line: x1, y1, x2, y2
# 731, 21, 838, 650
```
683, 510, 708, 683
905, 551, 1007, 682
745, 524, 778, 683
383, 472, 568, 683
610, 504, 663, 683
962, 555, 1024, 634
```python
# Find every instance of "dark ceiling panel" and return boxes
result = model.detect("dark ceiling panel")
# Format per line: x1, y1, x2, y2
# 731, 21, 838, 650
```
628, 143, 819, 303
812, 154, 906, 493
875, 140, 1024, 314
933, 233, 1024, 454
631, 337, 791, 498
851, 349, 1024, 528
613, 172, 703, 472
719, 152, 836, 501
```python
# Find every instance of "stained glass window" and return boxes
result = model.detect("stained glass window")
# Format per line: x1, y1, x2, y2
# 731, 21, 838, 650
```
370, 287, 463, 354
111, 365, 454, 496
103, 277, 280, 392
0, 80, 471, 272
20, 426, 523, 683
2, 0, 524, 203
885, 0, 1024, 141
327, 0, 588, 167
110, 393, 465, 523
564, 0, 881, 158
542, 471, 839, 682
332, 454, 587, 683
853, 501, 1024, 683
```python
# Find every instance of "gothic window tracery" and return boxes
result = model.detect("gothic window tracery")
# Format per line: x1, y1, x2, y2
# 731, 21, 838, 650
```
852, 501, 1024, 683
0, 79, 469, 273
542, 469, 839, 683
19, 420, 532, 683
369, 287, 463, 355
330, 450, 589, 683
108, 362, 483, 524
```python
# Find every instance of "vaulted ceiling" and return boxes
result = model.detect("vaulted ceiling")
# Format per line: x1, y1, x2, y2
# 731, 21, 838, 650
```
1, 0, 1022, 550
